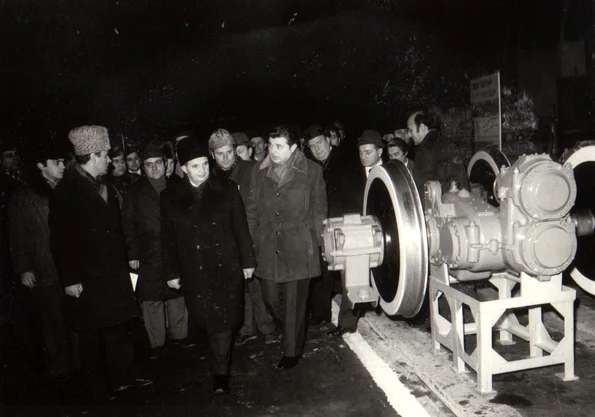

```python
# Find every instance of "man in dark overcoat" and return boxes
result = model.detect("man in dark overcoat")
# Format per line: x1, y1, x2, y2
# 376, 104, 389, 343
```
407, 110, 469, 197
209, 128, 275, 343
245, 125, 327, 370
305, 126, 345, 326
328, 130, 384, 337
49, 125, 151, 399
161, 137, 256, 395
8, 142, 78, 379
122, 143, 190, 359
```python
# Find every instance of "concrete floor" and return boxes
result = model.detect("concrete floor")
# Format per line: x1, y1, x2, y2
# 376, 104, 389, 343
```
2, 289, 595, 417
0, 319, 399, 417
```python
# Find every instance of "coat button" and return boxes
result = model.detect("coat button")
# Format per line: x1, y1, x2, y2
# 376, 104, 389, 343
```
276, 192, 280, 196
196, 245, 200, 250
218, 263, 222, 267
199, 266, 203, 271
212, 222, 216, 226
275, 250, 280, 254
275, 212, 280, 216
215, 242, 219, 247
276, 231, 280, 236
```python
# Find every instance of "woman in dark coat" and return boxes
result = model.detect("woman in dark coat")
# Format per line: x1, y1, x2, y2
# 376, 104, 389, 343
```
160, 137, 255, 394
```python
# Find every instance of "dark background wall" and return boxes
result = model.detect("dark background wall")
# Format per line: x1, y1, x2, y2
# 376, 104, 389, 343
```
0, 0, 589, 149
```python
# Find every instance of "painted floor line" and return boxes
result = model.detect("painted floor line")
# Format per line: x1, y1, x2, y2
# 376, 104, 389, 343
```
331, 300, 431, 417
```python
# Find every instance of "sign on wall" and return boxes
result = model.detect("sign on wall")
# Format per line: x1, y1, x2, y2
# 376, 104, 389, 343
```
470, 71, 502, 149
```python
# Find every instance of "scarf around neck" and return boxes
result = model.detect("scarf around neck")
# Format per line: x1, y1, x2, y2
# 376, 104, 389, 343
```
270, 150, 296, 185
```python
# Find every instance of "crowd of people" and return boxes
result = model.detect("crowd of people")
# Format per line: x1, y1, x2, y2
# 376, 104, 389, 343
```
0, 110, 468, 402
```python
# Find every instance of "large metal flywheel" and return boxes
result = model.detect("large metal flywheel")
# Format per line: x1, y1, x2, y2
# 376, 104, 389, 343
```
561, 141, 595, 295
363, 162, 428, 317
467, 147, 510, 207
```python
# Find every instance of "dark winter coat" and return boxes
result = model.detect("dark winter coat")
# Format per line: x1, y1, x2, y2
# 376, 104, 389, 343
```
8, 176, 60, 287
121, 176, 181, 301
160, 175, 256, 335
49, 166, 138, 331
325, 147, 354, 217
412, 130, 469, 198
212, 158, 255, 204
342, 164, 369, 216
107, 172, 134, 198
245, 149, 327, 283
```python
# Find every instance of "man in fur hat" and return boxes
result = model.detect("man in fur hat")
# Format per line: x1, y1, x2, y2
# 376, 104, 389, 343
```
161, 136, 256, 395
49, 125, 152, 400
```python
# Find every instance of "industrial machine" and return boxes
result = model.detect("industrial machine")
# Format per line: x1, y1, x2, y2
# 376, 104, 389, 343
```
321, 142, 595, 393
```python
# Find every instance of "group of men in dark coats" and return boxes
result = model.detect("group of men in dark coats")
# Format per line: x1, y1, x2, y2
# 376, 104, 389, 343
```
2, 107, 468, 401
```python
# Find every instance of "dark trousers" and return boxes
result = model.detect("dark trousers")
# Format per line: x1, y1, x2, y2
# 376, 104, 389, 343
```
79, 322, 135, 392
309, 260, 341, 322
34, 286, 79, 377
208, 330, 233, 376
338, 272, 360, 331
259, 278, 310, 357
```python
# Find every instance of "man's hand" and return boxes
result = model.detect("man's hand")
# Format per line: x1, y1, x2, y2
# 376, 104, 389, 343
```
20, 272, 36, 289
65, 284, 83, 298
243, 268, 255, 280
167, 278, 181, 289
129, 260, 140, 270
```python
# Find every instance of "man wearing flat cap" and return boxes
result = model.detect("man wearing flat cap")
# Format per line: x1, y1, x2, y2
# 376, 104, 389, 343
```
49, 125, 151, 399
327, 129, 384, 338
231, 132, 253, 162
209, 129, 275, 345
8, 141, 79, 381
122, 143, 191, 360
305, 124, 344, 327
161, 136, 256, 395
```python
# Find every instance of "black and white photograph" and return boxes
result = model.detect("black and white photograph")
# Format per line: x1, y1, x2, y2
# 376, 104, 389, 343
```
1, 1, 595, 416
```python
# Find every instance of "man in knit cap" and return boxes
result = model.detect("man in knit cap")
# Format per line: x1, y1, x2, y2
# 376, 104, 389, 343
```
122, 143, 192, 360
208, 129, 276, 345
161, 136, 256, 394
49, 125, 152, 400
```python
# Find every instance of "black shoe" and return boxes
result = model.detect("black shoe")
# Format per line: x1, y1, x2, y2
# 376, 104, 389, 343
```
149, 346, 164, 360
115, 377, 154, 392
212, 375, 230, 395
277, 355, 302, 369
170, 338, 196, 348
326, 326, 356, 337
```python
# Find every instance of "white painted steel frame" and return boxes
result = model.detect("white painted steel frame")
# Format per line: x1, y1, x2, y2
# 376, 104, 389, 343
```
430, 265, 578, 394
